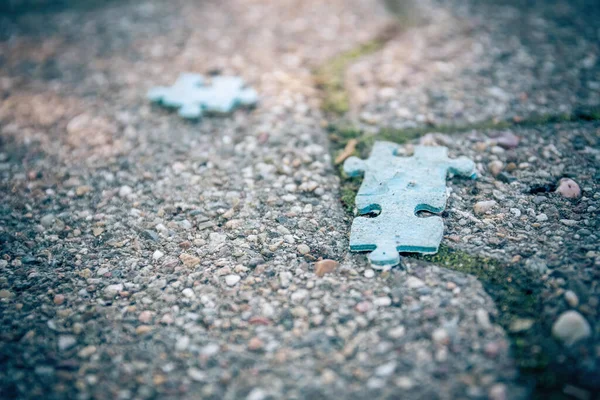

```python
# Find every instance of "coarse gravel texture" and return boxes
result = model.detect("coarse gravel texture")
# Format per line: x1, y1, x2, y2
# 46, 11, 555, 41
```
0, 0, 598, 400
347, 0, 600, 130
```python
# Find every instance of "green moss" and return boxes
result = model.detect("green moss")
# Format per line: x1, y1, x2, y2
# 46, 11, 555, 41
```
418, 246, 558, 378
315, 41, 385, 115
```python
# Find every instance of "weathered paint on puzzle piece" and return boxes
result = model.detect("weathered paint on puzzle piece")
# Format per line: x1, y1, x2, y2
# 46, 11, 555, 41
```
148, 73, 258, 119
343, 142, 476, 269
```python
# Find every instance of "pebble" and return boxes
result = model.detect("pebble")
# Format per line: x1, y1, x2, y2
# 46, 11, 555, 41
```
58, 335, 77, 351
509, 318, 534, 332
179, 253, 200, 268
552, 310, 591, 345
406, 276, 425, 289
53, 294, 65, 305
375, 361, 396, 377
103, 284, 123, 299
247, 388, 267, 400
314, 259, 339, 277
0, 289, 14, 299
40, 214, 56, 228
364, 269, 375, 278
388, 326, 406, 339
373, 296, 392, 307
187, 368, 206, 382
78, 345, 97, 358
118, 185, 133, 198
182, 288, 195, 298
494, 131, 520, 149
536, 213, 548, 222
175, 336, 190, 351
152, 250, 164, 260
225, 275, 241, 286
473, 200, 496, 215
135, 325, 153, 335
488, 160, 504, 177
248, 337, 264, 351
296, 244, 310, 255
138, 311, 153, 323
488, 383, 508, 400
432, 328, 450, 345
476, 308, 492, 330
564, 291, 579, 307
555, 178, 581, 199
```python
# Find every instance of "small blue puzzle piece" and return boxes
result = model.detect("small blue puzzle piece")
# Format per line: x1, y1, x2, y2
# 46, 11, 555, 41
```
148, 73, 258, 119
343, 142, 476, 269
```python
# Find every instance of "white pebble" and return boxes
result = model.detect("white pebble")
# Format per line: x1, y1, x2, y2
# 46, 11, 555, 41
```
552, 310, 591, 345
225, 275, 241, 286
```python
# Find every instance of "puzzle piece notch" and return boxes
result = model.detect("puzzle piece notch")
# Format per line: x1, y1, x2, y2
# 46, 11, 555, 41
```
343, 142, 476, 269
147, 73, 258, 119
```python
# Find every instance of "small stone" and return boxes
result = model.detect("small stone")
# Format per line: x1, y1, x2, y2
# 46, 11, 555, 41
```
78, 345, 97, 358
246, 388, 267, 400
488, 383, 508, 400
494, 131, 520, 149
406, 276, 425, 289
395, 376, 414, 389
364, 269, 375, 278
225, 275, 241, 286
432, 328, 450, 345
488, 160, 504, 177
297, 244, 310, 255
135, 325, 153, 335
373, 296, 392, 307
138, 311, 153, 324
58, 335, 77, 351
564, 291, 579, 307
355, 301, 372, 313
388, 326, 406, 339
291, 289, 308, 303
53, 294, 65, 305
152, 250, 164, 260
375, 361, 396, 377
187, 368, 206, 382
314, 259, 339, 277
552, 310, 591, 345
118, 185, 133, 198
505, 162, 517, 172
509, 318, 535, 332
175, 336, 190, 351
179, 253, 200, 268
182, 288, 195, 298
142, 230, 160, 242
40, 214, 56, 228
0, 289, 14, 299
474, 200, 497, 215
76, 185, 91, 196
200, 343, 220, 356
556, 178, 581, 199
103, 284, 123, 299
536, 213, 548, 222
248, 337, 264, 351
476, 308, 492, 330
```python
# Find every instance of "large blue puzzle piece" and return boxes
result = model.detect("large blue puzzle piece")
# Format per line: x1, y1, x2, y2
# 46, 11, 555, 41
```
343, 142, 476, 269
148, 73, 258, 119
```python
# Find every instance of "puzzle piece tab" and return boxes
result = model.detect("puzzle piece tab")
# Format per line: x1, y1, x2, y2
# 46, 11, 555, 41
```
148, 73, 258, 119
343, 142, 476, 269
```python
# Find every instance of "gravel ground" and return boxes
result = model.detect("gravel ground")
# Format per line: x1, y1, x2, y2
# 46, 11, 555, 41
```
0, 0, 598, 399
348, 0, 600, 129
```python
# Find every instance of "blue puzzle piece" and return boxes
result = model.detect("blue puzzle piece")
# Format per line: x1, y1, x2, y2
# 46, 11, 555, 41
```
343, 142, 476, 269
148, 73, 258, 119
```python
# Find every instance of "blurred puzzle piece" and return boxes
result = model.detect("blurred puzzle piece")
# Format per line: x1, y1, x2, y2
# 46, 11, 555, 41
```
148, 73, 258, 119
343, 142, 476, 269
